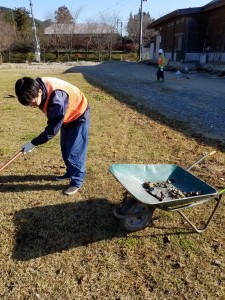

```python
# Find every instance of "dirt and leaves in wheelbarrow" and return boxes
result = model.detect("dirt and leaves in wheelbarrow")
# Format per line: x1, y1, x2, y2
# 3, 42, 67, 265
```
110, 151, 225, 233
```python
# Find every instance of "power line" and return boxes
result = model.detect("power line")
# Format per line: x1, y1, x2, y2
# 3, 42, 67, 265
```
106, 0, 129, 11
103, 0, 130, 19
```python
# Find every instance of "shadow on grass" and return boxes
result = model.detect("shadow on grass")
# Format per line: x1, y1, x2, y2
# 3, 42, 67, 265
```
64, 62, 225, 152
13, 198, 125, 261
12, 197, 199, 261
0, 175, 66, 192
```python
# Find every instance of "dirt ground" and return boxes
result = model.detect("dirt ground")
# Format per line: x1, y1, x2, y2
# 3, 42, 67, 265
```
66, 61, 225, 145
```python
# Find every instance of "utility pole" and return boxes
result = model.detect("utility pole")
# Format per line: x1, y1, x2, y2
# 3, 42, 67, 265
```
117, 19, 123, 44
139, 0, 147, 61
29, 0, 40, 62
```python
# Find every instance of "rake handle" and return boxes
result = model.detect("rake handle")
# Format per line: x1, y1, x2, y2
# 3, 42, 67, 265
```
0, 151, 23, 173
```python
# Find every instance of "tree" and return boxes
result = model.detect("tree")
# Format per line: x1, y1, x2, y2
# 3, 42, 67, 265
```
45, 6, 82, 60
13, 7, 31, 31
54, 6, 73, 23
3, 9, 15, 25
127, 11, 154, 49
0, 12, 16, 63
85, 12, 118, 61
12, 7, 33, 52
82, 20, 108, 61
99, 12, 118, 59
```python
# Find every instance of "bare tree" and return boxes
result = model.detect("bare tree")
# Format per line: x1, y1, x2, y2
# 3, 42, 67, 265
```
0, 12, 16, 63
142, 13, 155, 46
84, 12, 118, 61
126, 12, 139, 49
44, 7, 118, 61
127, 11, 154, 49
44, 6, 82, 60
78, 21, 96, 58
98, 12, 118, 60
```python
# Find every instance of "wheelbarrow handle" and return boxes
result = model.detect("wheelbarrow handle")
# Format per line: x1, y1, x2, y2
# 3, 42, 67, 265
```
186, 151, 217, 171
218, 188, 225, 195
0, 151, 23, 173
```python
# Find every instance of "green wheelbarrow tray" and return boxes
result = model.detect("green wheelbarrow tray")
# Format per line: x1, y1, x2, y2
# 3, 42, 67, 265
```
110, 162, 225, 233
110, 164, 217, 207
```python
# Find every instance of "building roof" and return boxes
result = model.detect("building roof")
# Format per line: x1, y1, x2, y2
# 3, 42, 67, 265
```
205, 0, 225, 5
203, 0, 225, 10
44, 23, 116, 35
147, 0, 225, 29
147, 7, 202, 29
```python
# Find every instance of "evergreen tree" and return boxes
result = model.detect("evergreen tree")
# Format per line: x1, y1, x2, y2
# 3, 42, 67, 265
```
13, 7, 31, 31
55, 6, 73, 23
12, 7, 33, 52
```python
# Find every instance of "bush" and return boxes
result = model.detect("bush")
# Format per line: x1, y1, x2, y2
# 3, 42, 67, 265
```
3, 50, 138, 63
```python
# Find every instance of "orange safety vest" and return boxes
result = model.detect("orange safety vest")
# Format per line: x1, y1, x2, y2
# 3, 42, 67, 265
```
158, 55, 165, 67
41, 77, 88, 124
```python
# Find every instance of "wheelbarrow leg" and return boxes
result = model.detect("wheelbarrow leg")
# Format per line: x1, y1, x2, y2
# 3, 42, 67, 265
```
177, 195, 222, 233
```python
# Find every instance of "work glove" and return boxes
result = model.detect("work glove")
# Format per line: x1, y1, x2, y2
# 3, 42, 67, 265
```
22, 142, 35, 154
160, 67, 164, 71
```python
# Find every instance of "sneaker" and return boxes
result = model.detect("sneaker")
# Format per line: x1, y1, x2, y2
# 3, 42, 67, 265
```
63, 186, 79, 195
55, 174, 70, 181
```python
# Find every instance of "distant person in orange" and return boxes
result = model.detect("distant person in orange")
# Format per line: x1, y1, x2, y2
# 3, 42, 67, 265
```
15, 77, 90, 195
156, 49, 166, 83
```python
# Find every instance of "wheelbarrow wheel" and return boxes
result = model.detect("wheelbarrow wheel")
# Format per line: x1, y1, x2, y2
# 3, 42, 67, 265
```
118, 198, 155, 232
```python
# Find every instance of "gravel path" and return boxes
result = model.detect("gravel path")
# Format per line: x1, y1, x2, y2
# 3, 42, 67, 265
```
68, 61, 225, 145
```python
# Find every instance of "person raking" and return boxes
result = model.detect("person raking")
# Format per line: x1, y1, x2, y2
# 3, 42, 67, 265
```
15, 77, 90, 195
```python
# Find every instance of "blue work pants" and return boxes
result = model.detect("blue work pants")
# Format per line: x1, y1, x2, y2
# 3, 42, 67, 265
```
60, 118, 89, 187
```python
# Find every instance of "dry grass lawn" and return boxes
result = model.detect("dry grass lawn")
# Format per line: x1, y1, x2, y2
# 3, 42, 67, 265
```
0, 64, 225, 300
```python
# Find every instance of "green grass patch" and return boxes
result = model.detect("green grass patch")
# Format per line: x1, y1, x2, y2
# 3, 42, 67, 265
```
1, 106, 17, 111
20, 133, 41, 141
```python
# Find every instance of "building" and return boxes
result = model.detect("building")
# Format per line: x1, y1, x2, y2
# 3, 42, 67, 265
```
44, 23, 117, 51
147, 0, 225, 63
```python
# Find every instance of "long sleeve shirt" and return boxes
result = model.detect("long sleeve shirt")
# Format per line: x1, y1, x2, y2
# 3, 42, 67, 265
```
31, 78, 89, 146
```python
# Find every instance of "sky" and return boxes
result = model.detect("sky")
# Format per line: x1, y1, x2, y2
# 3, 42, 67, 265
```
1, 0, 211, 24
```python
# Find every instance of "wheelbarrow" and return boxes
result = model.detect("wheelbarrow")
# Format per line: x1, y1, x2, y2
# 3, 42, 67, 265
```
110, 151, 225, 233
